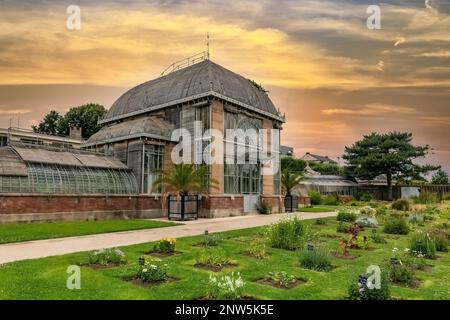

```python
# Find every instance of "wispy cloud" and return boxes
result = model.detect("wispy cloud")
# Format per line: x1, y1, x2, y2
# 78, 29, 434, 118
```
322, 103, 418, 116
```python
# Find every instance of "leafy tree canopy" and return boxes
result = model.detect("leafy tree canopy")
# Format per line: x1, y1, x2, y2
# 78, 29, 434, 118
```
281, 157, 306, 173
32, 110, 62, 135
431, 168, 449, 185
343, 131, 439, 199
32, 103, 106, 139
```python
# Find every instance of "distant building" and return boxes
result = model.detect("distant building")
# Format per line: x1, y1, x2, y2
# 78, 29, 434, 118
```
280, 145, 294, 157
300, 152, 337, 164
0, 127, 84, 149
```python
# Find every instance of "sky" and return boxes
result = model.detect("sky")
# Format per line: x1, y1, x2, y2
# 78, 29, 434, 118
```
0, 0, 449, 172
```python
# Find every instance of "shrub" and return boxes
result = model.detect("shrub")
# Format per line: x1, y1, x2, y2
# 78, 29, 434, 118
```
88, 248, 125, 266
315, 218, 327, 225
201, 233, 222, 247
336, 221, 350, 233
266, 271, 297, 288
336, 210, 357, 222
308, 190, 321, 205
196, 248, 231, 267
409, 213, 424, 226
409, 232, 436, 259
207, 272, 245, 300
383, 218, 409, 235
412, 192, 440, 204
266, 217, 306, 251
247, 237, 268, 259
256, 200, 272, 214
376, 206, 388, 216
428, 229, 449, 252
356, 215, 378, 228
348, 270, 390, 300
391, 199, 411, 211
360, 206, 377, 216
299, 247, 333, 272
370, 230, 386, 244
136, 258, 168, 282
322, 193, 340, 205
388, 262, 415, 285
355, 192, 374, 202
153, 238, 176, 253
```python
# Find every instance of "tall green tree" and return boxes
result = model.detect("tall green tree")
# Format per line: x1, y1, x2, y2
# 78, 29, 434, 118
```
281, 157, 306, 173
32, 110, 63, 135
58, 103, 106, 139
343, 132, 439, 200
431, 169, 449, 185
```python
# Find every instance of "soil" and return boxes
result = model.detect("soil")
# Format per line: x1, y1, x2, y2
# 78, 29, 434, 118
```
256, 278, 306, 289
193, 262, 238, 272
126, 276, 178, 288
145, 250, 183, 257
392, 279, 422, 289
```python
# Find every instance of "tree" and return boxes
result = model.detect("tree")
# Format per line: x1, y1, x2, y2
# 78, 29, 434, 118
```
281, 157, 306, 173
32, 110, 63, 135
58, 103, 106, 139
281, 169, 304, 196
152, 164, 218, 196
343, 132, 439, 200
431, 169, 449, 185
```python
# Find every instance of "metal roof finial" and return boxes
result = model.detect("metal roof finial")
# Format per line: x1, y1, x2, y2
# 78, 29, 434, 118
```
207, 32, 210, 60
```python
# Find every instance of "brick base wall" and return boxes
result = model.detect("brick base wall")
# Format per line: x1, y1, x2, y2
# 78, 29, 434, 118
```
261, 196, 284, 213
200, 195, 244, 218
0, 194, 164, 223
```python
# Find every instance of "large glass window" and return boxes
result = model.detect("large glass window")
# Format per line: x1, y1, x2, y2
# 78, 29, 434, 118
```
224, 111, 262, 194
143, 144, 164, 194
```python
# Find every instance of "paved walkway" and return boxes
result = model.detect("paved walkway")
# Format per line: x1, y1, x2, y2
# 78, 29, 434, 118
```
0, 211, 336, 264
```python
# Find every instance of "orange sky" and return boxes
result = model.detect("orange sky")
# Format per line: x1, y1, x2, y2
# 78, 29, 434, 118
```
0, 0, 449, 172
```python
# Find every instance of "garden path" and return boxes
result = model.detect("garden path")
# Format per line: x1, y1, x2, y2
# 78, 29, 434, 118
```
0, 211, 336, 264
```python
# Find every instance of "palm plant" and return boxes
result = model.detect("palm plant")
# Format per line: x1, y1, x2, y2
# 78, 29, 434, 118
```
281, 169, 304, 196
152, 163, 217, 196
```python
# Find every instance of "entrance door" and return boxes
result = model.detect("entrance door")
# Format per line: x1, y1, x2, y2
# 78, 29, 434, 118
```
243, 194, 260, 213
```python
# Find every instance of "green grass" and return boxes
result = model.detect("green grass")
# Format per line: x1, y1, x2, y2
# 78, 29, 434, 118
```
298, 206, 339, 212
0, 220, 178, 244
1, 214, 449, 300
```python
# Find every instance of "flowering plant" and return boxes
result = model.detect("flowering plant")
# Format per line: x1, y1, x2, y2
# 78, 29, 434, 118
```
154, 237, 176, 253
136, 258, 168, 282
88, 248, 125, 265
207, 272, 245, 300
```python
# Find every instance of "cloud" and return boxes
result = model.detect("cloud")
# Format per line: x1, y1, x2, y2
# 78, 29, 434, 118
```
322, 103, 418, 116
413, 51, 450, 57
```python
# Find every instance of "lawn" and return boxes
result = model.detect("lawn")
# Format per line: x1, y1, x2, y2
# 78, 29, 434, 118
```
298, 205, 340, 213
0, 219, 178, 244
1, 205, 449, 300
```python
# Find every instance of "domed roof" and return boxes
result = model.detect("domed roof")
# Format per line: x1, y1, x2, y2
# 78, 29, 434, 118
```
101, 59, 280, 123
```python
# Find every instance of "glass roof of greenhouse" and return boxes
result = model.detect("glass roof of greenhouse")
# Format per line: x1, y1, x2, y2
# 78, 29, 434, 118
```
0, 145, 138, 195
